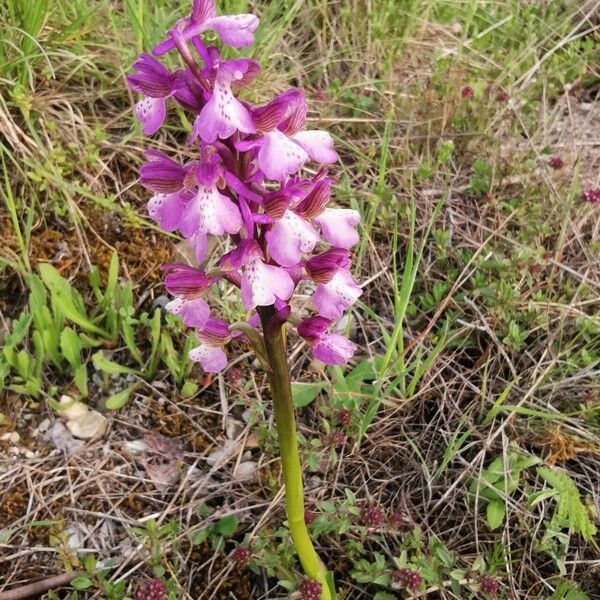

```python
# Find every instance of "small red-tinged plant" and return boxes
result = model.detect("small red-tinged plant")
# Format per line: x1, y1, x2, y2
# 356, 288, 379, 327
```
548, 155, 564, 170
133, 579, 167, 600
392, 568, 422, 590
298, 579, 323, 600
360, 504, 385, 529
232, 545, 252, 567
126, 1, 364, 596
336, 409, 351, 426
461, 85, 474, 99
478, 574, 501, 596
304, 509, 315, 525
582, 189, 600, 203
326, 430, 346, 448
495, 89, 509, 102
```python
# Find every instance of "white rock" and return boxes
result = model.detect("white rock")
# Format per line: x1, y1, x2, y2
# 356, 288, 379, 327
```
206, 439, 236, 466
125, 440, 148, 454
9, 432, 20, 444
38, 418, 51, 433
58, 395, 89, 420
234, 461, 257, 481
66, 411, 108, 440
225, 417, 244, 440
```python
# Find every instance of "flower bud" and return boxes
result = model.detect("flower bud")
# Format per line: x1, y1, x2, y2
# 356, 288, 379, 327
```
305, 248, 350, 284
163, 263, 215, 298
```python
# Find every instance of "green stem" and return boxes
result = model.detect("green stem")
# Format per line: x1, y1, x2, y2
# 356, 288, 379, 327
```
258, 306, 332, 600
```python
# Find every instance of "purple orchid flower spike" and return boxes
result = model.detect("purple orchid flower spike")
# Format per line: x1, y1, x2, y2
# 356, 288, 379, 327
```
128, 3, 364, 595
153, 0, 259, 56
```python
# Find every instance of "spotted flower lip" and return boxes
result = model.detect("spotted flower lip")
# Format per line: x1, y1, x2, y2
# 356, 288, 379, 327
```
240, 257, 295, 309
265, 210, 320, 268
130, 0, 362, 371
165, 297, 210, 328
191, 58, 257, 143
313, 269, 362, 320
314, 208, 360, 249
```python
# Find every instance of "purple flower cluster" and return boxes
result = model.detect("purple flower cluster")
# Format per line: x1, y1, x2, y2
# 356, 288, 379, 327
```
582, 188, 600, 203
128, 0, 361, 372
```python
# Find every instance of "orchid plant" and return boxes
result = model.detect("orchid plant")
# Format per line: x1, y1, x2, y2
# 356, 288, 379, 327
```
128, 2, 362, 597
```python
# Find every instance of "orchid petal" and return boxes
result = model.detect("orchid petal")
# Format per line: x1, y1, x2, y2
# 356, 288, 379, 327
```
135, 96, 167, 135
314, 208, 360, 249
258, 130, 308, 181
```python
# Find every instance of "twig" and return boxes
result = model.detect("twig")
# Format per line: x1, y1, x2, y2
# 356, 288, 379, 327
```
0, 572, 81, 600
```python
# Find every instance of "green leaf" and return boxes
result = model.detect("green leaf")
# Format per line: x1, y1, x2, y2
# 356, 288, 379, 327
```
537, 466, 597, 541
60, 327, 83, 369
105, 385, 137, 410
215, 515, 239, 537
92, 351, 138, 375
192, 528, 209, 545
122, 319, 143, 365
374, 593, 396, 600
0, 528, 16, 543
486, 500, 505, 530
181, 381, 199, 398
71, 576, 93, 590
74, 365, 88, 397
39, 264, 107, 336
292, 382, 324, 407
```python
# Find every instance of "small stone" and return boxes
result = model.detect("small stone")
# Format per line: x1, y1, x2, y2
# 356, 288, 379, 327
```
66, 410, 108, 440
234, 461, 257, 481
206, 439, 236, 466
125, 440, 148, 454
45, 422, 84, 453
38, 418, 51, 433
225, 417, 244, 440
9, 431, 20, 444
24, 450, 36, 459
58, 395, 89, 420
